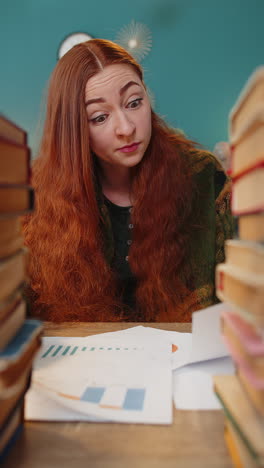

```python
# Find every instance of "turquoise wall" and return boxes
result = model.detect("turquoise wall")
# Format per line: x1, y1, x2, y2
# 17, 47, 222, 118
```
1, 0, 263, 154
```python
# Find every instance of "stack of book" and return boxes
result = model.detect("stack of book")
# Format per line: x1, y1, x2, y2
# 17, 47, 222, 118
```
213, 67, 264, 467
0, 114, 43, 461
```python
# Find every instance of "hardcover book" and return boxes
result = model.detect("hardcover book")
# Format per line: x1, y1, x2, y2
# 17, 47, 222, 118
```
231, 163, 264, 216
238, 367, 264, 417
238, 213, 264, 242
0, 217, 24, 260
216, 263, 264, 320
214, 374, 264, 466
222, 331, 264, 382
0, 320, 43, 390
0, 184, 34, 215
0, 287, 24, 322
224, 239, 264, 275
230, 110, 264, 178
0, 370, 30, 427
221, 311, 264, 374
0, 299, 26, 351
0, 137, 30, 185
229, 66, 264, 177
0, 248, 29, 304
0, 114, 27, 146
225, 419, 261, 468
0, 398, 24, 462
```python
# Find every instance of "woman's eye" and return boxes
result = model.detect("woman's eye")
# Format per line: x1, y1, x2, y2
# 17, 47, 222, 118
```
91, 114, 107, 124
127, 98, 143, 109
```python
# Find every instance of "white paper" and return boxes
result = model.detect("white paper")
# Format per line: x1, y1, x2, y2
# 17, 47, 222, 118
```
173, 356, 235, 410
86, 325, 193, 370
26, 302, 233, 419
91, 305, 229, 370
188, 303, 230, 364
25, 386, 104, 421
25, 336, 172, 424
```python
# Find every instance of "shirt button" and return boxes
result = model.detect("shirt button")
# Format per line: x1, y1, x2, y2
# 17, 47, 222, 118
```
127, 240, 132, 245
129, 207, 133, 214
125, 256, 129, 262
128, 223, 134, 229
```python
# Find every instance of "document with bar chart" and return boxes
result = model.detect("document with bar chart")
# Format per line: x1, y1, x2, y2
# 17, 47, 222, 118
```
25, 336, 172, 424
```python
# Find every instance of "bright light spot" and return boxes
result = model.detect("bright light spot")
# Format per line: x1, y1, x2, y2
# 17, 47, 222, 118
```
128, 38, 138, 49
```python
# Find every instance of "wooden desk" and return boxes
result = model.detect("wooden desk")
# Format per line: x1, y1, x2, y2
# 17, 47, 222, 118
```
4, 323, 232, 468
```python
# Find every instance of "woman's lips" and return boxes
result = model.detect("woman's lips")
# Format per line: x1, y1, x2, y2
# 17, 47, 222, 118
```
118, 142, 140, 153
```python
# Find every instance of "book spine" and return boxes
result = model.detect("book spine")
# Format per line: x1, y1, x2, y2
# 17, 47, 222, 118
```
29, 186, 34, 211
0, 424, 23, 462
232, 159, 264, 183
0, 114, 27, 145
231, 162, 264, 216
222, 335, 264, 388
227, 144, 235, 176
232, 206, 264, 217
222, 311, 264, 354
0, 397, 24, 462
0, 394, 24, 436
0, 137, 31, 184
0, 185, 35, 217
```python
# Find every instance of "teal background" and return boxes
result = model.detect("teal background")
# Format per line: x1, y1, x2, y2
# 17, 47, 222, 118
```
1, 0, 263, 154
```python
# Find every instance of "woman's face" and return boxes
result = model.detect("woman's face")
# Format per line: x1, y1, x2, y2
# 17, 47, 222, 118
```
85, 64, 152, 169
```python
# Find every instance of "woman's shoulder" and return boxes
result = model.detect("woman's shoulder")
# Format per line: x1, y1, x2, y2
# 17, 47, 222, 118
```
182, 147, 225, 175
181, 146, 231, 202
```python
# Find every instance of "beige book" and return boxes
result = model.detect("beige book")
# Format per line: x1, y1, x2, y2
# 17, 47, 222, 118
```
216, 263, 264, 319
238, 214, 264, 242
219, 303, 264, 336
222, 313, 264, 378
229, 66, 264, 140
225, 418, 262, 468
232, 166, 264, 215
214, 374, 264, 464
230, 108, 264, 177
238, 368, 264, 418
225, 239, 264, 275
224, 422, 243, 468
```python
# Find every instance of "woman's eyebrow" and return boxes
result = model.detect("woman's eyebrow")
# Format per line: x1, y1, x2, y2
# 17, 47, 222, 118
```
85, 81, 141, 106
119, 80, 141, 96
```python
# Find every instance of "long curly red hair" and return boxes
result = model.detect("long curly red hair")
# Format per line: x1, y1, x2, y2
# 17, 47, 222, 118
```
23, 39, 197, 322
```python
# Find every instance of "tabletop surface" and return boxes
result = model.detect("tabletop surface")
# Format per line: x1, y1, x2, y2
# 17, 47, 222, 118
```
3, 322, 232, 468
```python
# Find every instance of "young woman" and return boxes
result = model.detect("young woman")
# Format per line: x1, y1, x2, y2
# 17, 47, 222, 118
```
23, 39, 233, 322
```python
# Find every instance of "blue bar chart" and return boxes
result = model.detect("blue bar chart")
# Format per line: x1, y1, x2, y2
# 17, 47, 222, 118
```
41, 344, 142, 359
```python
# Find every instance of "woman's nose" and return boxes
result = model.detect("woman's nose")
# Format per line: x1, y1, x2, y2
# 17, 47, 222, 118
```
115, 111, 135, 136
